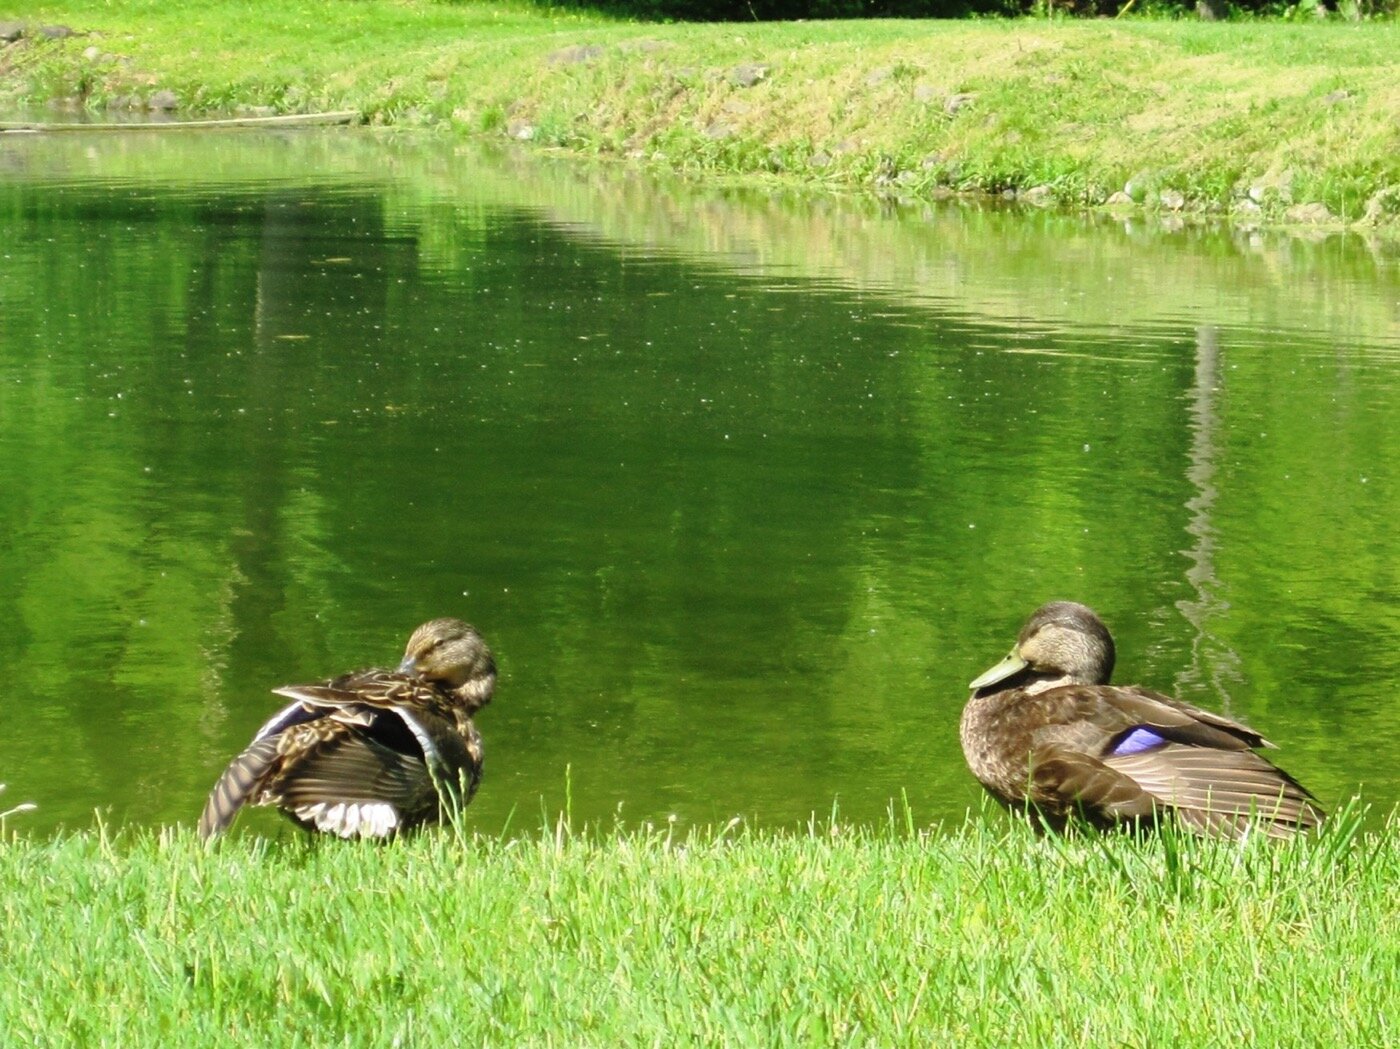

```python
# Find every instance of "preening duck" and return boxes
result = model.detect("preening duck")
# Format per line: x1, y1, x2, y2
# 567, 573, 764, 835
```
199, 618, 496, 840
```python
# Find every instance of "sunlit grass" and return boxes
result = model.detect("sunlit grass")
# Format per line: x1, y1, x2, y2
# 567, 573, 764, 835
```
1, 1, 1397, 223
1, 800, 1396, 1044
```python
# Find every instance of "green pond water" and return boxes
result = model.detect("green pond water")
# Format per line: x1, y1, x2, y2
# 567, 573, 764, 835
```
1, 130, 1397, 837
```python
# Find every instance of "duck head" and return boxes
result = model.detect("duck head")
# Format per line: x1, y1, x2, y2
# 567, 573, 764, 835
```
969, 600, 1115, 695
399, 617, 497, 710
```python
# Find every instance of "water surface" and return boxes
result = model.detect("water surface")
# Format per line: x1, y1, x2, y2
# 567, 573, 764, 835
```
2, 130, 1397, 835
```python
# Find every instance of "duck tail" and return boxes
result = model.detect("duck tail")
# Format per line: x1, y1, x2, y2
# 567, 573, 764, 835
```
198, 735, 281, 840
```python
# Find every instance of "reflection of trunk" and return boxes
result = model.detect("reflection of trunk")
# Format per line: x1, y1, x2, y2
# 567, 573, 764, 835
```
1175, 325, 1242, 708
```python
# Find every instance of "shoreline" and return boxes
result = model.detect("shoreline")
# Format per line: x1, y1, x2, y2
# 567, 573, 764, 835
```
2, 3, 1398, 235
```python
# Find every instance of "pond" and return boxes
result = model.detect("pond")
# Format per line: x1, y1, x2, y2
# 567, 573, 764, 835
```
2, 129, 1397, 837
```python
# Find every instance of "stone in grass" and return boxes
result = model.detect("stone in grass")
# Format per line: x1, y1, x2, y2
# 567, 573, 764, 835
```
1158, 189, 1186, 211
1123, 172, 1154, 204
1020, 185, 1054, 206
729, 64, 769, 88
1233, 198, 1263, 216
1105, 191, 1136, 207
506, 119, 536, 141
1285, 202, 1334, 224
1248, 170, 1293, 205
149, 89, 179, 112
1361, 187, 1400, 225
38, 24, 80, 39
547, 44, 603, 65
0, 20, 26, 42
944, 92, 976, 116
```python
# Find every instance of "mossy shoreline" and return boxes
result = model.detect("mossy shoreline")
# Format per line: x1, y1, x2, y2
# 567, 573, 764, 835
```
2, 1, 1399, 234
2, 807, 1398, 1044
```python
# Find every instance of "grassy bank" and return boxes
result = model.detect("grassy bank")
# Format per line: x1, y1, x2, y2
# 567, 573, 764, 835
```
2, 0, 1399, 228
1, 808, 1397, 1044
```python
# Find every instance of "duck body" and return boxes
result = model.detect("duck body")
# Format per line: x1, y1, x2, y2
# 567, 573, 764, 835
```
199, 618, 495, 840
961, 601, 1322, 839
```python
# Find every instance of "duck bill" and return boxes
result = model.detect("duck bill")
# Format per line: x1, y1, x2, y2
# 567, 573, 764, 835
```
968, 651, 1028, 690
397, 655, 418, 677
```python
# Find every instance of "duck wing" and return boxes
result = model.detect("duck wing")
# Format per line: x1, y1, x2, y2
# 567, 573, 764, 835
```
266, 719, 440, 838
1027, 686, 1322, 838
1098, 743, 1321, 838
270, 671, 481, 799
198, 733, 283, 839
266, 668, 453, 725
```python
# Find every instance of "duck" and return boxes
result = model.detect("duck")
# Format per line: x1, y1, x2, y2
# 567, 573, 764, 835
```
199, 617, 496, 840
960, 601, 1323, 839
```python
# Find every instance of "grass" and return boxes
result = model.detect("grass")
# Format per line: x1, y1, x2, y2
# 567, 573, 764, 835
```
1, 801, 1397, 1045
1, 1, 1398, 227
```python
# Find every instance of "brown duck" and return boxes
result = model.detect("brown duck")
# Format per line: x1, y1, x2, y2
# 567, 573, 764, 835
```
960, 601, 1323, 838
199, 618, 496, 840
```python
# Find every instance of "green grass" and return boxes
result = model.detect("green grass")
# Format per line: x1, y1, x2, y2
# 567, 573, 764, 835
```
1, 1, 1398, 226
1, 802, 1397, 1045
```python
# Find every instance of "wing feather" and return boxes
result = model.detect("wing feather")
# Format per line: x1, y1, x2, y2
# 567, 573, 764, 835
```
198, 734, 282, 840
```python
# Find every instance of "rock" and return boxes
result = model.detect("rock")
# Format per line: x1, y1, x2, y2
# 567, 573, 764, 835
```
944, 92, 976, 116
864, 67, 891, 88
506, 119, 536, 141
913, 84, 938, 103
808, 151, 832, 169
1361, 186, 1400, 225
1321, 89, 1353, 105
729, 64, 769, 88
1233, 198, 1262, 216
0, 20, 25, 42
703, 121, 733, 140
38, 24, 79, 39
1285, 202, 1334, 224
1158, 189, 1185, 211
1020, 185, 1054, 206
1105, 191, 1135, 207
1248, 170, 1293, 204
1123, 172, 1154, 203
149, 89, 179, 111
82, 45, 100, 61
547, 44, 603, 65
